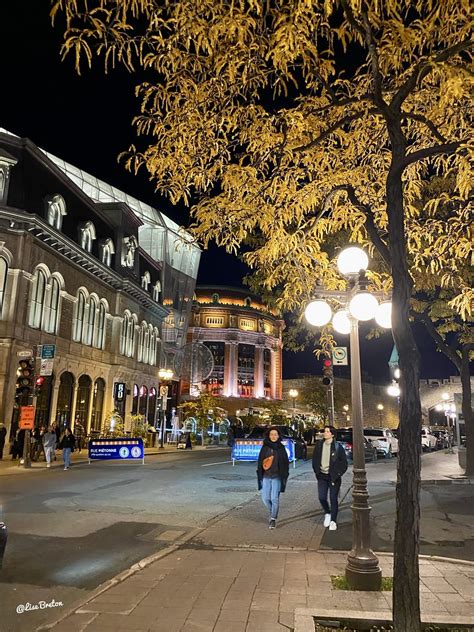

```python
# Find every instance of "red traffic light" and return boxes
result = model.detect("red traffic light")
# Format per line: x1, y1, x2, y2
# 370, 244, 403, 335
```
35, 376, 45, 387
323, 359, 332, 368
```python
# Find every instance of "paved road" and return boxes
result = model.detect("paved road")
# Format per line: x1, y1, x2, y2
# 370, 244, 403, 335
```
0, 446, 470, 632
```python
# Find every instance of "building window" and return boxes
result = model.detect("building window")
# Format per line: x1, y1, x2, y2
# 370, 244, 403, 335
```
0, 256, 8, 315
264, 348, 271, 398
148, 387, 157, 425
72, 290, 87, 342
122, 236, 138, 268
238, 344, 255, 398
100, 238, 115, 267
153, 280, 161, 302
203, 341, 224, 396
120, 312, 137, 358
212, 293, 220, 304
28, 268, 47, 329
76, 375, 92, 431
79, 221, 96, 253
44, 275, 62, 334
206, 316, 224, 326
96, 301, 107, 349
90, 378, 106, 433
56, 372, 74, 429
138, 321, 147, 363
46, 194, 67, 231
84, 296, 98, 346
139, 385, 148, 416
132, 384, 139, 414
141, 271, 151, 291
239, 318, 256, 331
245, 297, 252, 307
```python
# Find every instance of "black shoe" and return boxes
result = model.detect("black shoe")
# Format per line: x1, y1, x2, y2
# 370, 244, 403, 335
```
269, 519, 276, 529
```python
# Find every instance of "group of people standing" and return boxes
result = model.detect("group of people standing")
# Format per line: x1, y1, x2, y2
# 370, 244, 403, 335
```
2, 422, 77, 471
257, 425, 348, 531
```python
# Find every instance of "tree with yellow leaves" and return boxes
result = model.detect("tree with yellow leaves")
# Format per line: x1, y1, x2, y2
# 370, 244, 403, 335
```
52, 2, 472, 629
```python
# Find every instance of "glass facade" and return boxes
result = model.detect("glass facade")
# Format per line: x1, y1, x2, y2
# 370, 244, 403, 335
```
238, 344, 255, 398
203, 341, 225, 396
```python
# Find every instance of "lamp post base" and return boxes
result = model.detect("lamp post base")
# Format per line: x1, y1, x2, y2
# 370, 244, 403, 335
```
345, 553, 382, 591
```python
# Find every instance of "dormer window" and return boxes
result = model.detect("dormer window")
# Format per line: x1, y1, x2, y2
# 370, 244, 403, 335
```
212, 293, 220, 304
79, 221, 96, 253
153, 280, 161, 302
46, 194, 67, 231
141, 271, 151, 291
122, 236, 138, 268
100, 238, 115, 267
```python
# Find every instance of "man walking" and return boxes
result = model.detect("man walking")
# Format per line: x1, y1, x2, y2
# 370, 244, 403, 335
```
312, 425, 348, 531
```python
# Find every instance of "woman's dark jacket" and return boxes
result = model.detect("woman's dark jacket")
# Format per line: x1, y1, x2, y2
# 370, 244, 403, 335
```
257, 438, 290, 492
312, 439, 348, 482
59, 433, 76, 451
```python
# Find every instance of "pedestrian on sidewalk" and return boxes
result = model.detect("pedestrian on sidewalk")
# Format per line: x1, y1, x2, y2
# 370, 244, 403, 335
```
312, 425, 348, 532
59, 428, 76, 470
257, 426, 290, 529
0, 422, 6, 459
43, 426, 57, 468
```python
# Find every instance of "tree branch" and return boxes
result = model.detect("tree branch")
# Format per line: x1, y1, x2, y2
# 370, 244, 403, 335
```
361, 9, 386, 108
294, 109, 378, 152
414, 311, 461, 371
401, 112, 448, 143
391, 39, 473, 111
401, 140, 466, 167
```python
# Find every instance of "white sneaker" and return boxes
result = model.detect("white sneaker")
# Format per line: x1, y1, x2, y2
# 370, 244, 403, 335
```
323, 514, 331, 528
46, 464, 51, 468
329, 521, 337, 531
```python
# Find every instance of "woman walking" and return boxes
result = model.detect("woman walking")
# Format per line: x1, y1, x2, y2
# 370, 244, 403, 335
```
43, 426, 57, 468
257, 427, 290, 529
59, 428, 76, 470
312, 425, 348, 531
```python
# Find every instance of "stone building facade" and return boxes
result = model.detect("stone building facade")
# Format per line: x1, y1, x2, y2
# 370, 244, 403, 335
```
0, 129, 200, 437
184, 286, 284, 414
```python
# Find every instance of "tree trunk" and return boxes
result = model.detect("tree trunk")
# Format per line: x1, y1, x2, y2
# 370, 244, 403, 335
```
385, 122, 422, 632
461, 345, 474, 476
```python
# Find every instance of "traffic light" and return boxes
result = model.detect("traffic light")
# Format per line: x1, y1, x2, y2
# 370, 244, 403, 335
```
34, 375, 45, 397
16, 358, 35, 403
322, 358, 333, 386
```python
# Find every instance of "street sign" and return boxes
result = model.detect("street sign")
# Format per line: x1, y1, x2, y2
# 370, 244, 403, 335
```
332, 346, 348, 366
40, 359, 54, 376
19, 406, 35, 430
41, 344, 56, 359
17, 350, 33, 358
88, 438, 145, 463
232, 438, 295, 463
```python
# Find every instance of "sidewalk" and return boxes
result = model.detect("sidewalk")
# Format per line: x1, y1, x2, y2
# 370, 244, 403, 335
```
0, 445, 227, 476
39, 451, 474, 632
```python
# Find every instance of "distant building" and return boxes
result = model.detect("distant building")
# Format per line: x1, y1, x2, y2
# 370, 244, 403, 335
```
0, 129, 200, 436
184, 286, 284, 414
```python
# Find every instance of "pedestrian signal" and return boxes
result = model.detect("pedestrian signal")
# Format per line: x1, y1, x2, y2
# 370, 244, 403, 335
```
322, 358, 333, 386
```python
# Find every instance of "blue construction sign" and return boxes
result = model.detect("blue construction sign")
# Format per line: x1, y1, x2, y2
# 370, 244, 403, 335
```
88, 438, 144, 463
232, 439, 295, 464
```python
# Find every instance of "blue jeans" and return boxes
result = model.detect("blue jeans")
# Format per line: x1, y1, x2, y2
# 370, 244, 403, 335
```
63, 448, 72, 468
261, 476, 281, 519
318, 475, 341, 522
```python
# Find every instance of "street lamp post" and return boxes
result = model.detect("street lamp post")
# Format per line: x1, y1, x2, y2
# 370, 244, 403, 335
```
289, 388, 298, 429
305, 245, 389, 591
158, 368, 174, 449
377, 404, 384, 425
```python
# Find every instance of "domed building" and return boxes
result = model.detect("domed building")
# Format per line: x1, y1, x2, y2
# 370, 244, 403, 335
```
184, 286, 284, 413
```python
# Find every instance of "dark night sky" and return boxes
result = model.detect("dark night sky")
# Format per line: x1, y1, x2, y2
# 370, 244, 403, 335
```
0, 2, 458, 383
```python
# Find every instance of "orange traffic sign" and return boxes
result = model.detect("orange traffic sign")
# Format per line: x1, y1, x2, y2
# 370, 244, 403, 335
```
19, 406, 35, 430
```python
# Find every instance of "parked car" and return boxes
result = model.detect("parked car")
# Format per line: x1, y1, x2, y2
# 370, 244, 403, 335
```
363, 427, 399, 458
421, 427, 438, 451
432, 430, 451, 450
0, 521, 7, 569
335, 428, 378, 462
246, 425, 308, 460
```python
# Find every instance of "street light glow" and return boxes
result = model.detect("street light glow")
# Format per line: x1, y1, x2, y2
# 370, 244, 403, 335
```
289, 388, 299, 399
337, 246, 369, 276
332, 309, 351, 334
377, 403, 384, 411
349, 292, 379, 321
442, 392, 450, 400
304, 299, 332, 327
387, 383, 401, 397
375, 301, 392, 328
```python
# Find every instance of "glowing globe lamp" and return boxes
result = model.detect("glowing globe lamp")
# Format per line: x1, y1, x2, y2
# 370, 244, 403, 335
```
332, 309, 351, 334
337, 246, 369, 276
349, 292, 379, 321
375, 301, 392, 328
304, 300, 332, 327
387, 383, 400, 397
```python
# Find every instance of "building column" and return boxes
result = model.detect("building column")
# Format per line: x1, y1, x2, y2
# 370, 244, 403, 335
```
70, 383, 79, 431
254, 345, 265, 398
85, 383, 95, 434
230, 342, 239, 397
224, 341, 239, 397
270, 349, 277, 400
49, 383, 60, 426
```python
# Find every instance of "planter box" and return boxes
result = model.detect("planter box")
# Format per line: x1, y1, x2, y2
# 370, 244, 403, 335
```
294, 608, 474, 632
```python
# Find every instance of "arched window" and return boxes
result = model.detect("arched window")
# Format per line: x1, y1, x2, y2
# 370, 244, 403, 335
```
120, 312, 129, 356
84, 295, 98, 346
141, 271, 151, 291
73, 290, 87, 342
46, 194, 67, 231
100, 238, 115, 267
0, 256, 8, 315
95, 301, 107, 349
126, 315, 137, 358
91, 378, 106, 432
137, 321, 146, 363
212, 293, 220, 304
122, 235, 138, 268
28, 268, 47, 329
143, 324, 150, 364
150, 327, 160, 367
146, 324, 154, 365
153, 280, 161, 302
79, 221, 96, 253
44, 275, 62, 334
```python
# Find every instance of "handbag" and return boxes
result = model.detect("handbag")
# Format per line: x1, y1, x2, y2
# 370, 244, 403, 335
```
262, 454, 274, 471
